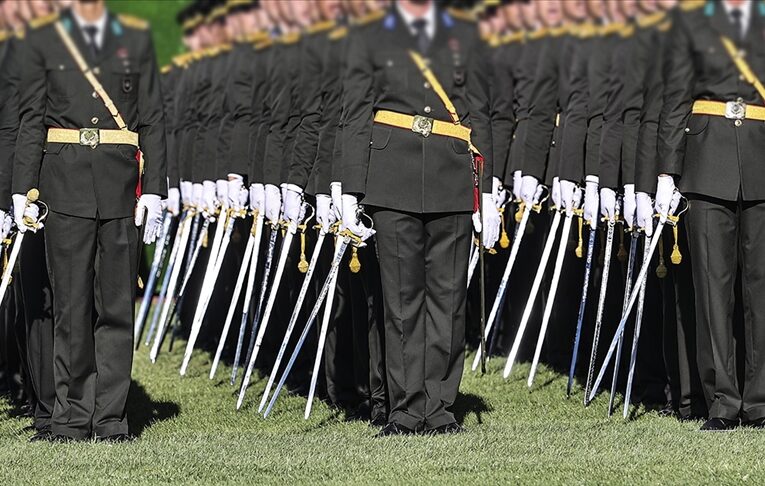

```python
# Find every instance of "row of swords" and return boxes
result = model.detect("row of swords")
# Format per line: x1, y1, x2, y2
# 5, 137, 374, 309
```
132, 199, 368, 419
468, 188, 686, 419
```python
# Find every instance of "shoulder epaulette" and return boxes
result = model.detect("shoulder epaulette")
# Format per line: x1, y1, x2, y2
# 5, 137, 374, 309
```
255, 38, 273, 51
15, 27, 25, 40
29, 12, 58, 29
487, 33, 501, 47
220, 43, 233, 53
191, 50, 205, 61
575, 22, 597, 38
118, 14, 149, 30
620, 24, 635, 38
355, 9, 385, 26
161, 64, 172, 74
679, 0, 704, 11
638, 11, 666, 29
172, 53, 187, 67
329, 26, 348, 41
307, 20, 335, 35
529, 28, 549, 40
447, 7, 476, 23
0, 29, 9, 43
279, 32, 300, 45
658, 20, 673, 32
599, 21, 624, 36
245, 30, 269, 44
550, 26, 568, 37
501, 31, 524, 44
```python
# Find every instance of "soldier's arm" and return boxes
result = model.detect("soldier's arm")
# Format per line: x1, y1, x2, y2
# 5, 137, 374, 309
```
340, 29, 375, 197
522, 38, 558, 182
490, 45, 514, 184
228, 49, 255, 181
466, 34, 493, 189
558, 39, 588, 184
597, 39, 626, 190
136, 30, 167, 197
13, 32, 46, 196
657, 13, 693, 179
161, 69, 179, 189
0, 39, 19, 211
263, 44, 290, 187
620, 36, 645, 189
635, 29, 666, 194
214, 53, 237, 180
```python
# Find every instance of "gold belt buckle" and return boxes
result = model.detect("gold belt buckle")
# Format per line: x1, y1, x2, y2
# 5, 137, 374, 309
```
412, 115, 434, 137
79, 128, 100, 149
725, 100, 746, 120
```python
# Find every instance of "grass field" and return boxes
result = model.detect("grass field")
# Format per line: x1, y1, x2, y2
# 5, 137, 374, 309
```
1, 342, 765, 485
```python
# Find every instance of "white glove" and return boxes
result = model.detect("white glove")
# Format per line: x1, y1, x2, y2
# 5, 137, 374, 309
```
512, 170, 523, 201
472, 193, 501, 249
135, 194, 164, 244
330, 181, 343, 220
0, 210, 12, 240
227, 175, 247, 211
559, 179, 578, 215
180, 180, 193, 206
520, 175, 540, 207
12, 194, 41, 234
600, 187, 616, 221
203, 180, 218, 213
215, 179, 229, 208
636, 191, 654, 236
264, 184, 282, 224
249, 183, 265, 213
551, 177, 561, 209
492, 176, 507, 208
341, 194, 375, 242
192, 183, 204, 209
654, 175, 676, 219
583, 176, 599, 229
622, 184, 636, 230
281, 184, 304, 225
166, 187, 181, 216
316, 194, 336, 234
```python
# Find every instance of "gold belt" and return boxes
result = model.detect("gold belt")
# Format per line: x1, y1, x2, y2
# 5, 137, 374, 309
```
691, 100, 765, 122
373, 110, 473, 145
47, 127, 139, 149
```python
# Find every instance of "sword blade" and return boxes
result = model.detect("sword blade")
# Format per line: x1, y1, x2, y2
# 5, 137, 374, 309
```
236, 229, 296, 409
209, 231, 256, 379
135, 212, 174, 343
259, 232, 327, 412
0, 232, 23, 305
608, 232, 638, 415
528, 213, 574, 387
263, 238, 350, 417
567, 226, 597, 397
623, 236, 651, 418
503, 210, 562, 379
471, 205, 531, 372
587, 223, 665, 404
230, 215, 265, 384
466, 243, 479, 288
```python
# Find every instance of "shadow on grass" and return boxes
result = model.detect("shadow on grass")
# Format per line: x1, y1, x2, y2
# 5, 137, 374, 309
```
127, 380, 181, 437
454, 392, 491, 425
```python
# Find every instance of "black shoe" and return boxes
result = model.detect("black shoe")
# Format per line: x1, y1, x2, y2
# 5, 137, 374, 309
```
742, 417, 765, 429
95, 433, 135, 443
50, 434, 78, 443
375, 422, 415, 438
657, 402, 677, 418
29, 429, 53, 443
700, 417, 739, 432
370, 414, 388, 428
426, 422, 465, 435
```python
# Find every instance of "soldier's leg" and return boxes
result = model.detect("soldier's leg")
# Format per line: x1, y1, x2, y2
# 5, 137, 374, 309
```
372, 209, 426, 431
685, 197, 740, 420
45, 211, 97, 440
423, 212, 471, 430
19, 230, 55, 431
92, 216, 139, 438
739, 199, 765, 422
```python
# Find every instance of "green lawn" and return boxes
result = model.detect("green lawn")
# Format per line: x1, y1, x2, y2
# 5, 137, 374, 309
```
1, 342, 764, 484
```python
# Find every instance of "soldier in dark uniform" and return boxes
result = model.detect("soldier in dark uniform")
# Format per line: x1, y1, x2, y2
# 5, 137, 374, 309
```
657, 0, 765, 431
13, 0, 167, 441
341, 0, 498, 436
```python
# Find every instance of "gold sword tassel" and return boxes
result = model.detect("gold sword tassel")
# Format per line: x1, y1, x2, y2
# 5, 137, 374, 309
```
669, 215, 683, 265
499, 207, 510, 249
298, 224, 309, 273
575, 210, 584, 258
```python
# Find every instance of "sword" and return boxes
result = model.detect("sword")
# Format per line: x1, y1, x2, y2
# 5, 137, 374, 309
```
263, 232, 357, 418
503, 208, 562, 379
149, 213, 194, 362
181, 209, 239, 375
229, 213, 265, 384
623, 234, 651, 418
134, 211, 174, 343
258, 227, 326, 412
567, 220, 597, 397
233, 223, 278, 384
304, 237, 340, 419
470, 202, 533, 372
583, 218, 616, 405
466, 242, 479, 288
587, 226, 664, 404
527, 211, 574, 387
607, 230, 638, 415
209, 221, 257, 379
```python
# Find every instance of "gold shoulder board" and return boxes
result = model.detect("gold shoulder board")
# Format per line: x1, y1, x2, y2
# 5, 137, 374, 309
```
161, 64, 172, 74
529, 28, 549, 40
255, 39, 273, 51
279, 32, 300, 45
638, 11, 666, 29
680, 0, 704, 11
501, 31, 524, 44
329, 27, 348, 41
118, 14, 149, 30
246, 30, 269, 44
447, 7, 476, 23
307, 20, 335, 35
356, 9, 385, 26
29, 12, 59, 30
658, 20, 673, 32
0, 30, 9, 43
620, 24, 635, 38
599, 22, 624, 36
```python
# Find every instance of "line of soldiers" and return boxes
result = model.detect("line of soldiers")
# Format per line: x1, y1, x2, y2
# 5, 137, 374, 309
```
2, 0, 765, 442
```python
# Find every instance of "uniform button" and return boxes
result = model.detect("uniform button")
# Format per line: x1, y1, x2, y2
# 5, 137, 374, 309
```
424, 82, 430, 89
92, 91, 99, 99
737, 97, 744, 103
93, 67, 100, 75
424, 106, 431, 114
740, 74, 746, 81
735, 119, 743, 127
684, 127, 690, 133
91, 116, 99, 125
